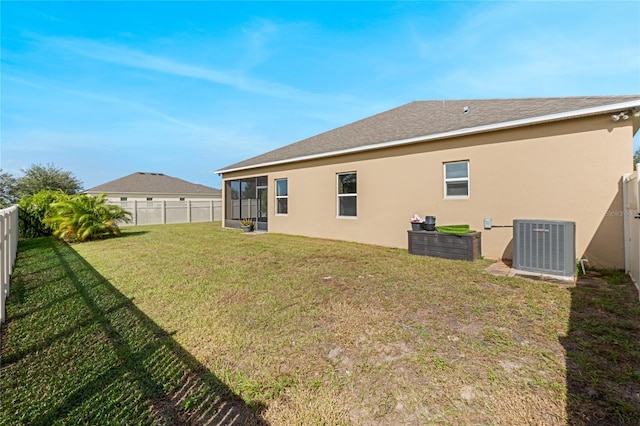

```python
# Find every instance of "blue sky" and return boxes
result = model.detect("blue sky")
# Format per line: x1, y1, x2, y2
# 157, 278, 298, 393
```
2, 1, 639, 190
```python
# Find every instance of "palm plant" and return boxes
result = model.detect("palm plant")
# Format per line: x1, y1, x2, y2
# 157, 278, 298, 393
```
44, 194, 132, 242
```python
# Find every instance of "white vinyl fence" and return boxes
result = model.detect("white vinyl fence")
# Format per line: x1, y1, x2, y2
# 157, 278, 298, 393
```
114, 200, 222, 226
1, 206, 19, 323
623, 168, 640, 299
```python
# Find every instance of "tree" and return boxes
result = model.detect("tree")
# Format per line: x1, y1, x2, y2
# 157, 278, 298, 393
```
0, 169, 18, 208
634, 148, 640, 170
44, 194, 132, 242
14, 163, 83, 199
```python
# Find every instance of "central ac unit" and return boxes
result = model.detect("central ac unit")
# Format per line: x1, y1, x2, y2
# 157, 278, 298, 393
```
513, 219, 575, 277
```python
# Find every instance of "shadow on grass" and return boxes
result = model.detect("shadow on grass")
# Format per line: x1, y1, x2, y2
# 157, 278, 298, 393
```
562, 271, 640, 425
1, 237, 267, 425
119, 230, 150, 238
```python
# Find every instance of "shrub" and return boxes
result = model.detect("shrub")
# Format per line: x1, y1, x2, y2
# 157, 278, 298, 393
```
18, 190, 69, 239
44, 194, 132, 242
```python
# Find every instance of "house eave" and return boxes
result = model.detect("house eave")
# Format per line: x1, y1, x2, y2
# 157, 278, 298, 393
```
215, 99, 640, 176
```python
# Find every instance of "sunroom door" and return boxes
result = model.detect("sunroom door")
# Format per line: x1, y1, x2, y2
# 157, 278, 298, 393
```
257, 186, 268, 231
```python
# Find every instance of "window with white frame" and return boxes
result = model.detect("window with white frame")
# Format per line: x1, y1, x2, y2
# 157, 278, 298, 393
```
275, 178, 288, 215
337, 172, 357, 217
444, 161, 469, 198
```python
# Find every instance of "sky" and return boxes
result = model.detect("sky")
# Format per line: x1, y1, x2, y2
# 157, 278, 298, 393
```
2, 1, 640, 190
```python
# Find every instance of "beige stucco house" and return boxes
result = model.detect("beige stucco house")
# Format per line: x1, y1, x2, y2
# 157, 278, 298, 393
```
216, 96, 640, 269
85, 172, 221, 203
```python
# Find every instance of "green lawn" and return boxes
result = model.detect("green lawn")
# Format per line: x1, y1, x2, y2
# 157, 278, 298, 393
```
2, 222, 639, 425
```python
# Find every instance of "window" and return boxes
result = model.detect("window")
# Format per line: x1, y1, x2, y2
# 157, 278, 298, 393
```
146, 197, 153, 201
337, 172, 357, 217
444, 161, 469, 198
179, 197, 185, 201
120, 197, 128, 201
275, 179, 288, 215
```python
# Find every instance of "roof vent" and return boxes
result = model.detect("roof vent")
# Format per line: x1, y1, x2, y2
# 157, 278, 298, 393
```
463, 106, 470, 114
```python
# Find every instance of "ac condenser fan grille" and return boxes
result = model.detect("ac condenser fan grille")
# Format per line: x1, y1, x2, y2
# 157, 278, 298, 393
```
513, 220, 575, 277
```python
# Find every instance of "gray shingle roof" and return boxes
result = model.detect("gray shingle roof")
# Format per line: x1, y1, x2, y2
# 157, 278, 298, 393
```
85, 172, 221, 196
218, 95, 640, 173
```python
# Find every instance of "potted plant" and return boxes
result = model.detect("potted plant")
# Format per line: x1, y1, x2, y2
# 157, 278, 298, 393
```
240, 218, 254, 232
410, 214, 424, 231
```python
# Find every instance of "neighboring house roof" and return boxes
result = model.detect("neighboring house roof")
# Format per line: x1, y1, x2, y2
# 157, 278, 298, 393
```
85, 172, 221, 196
216, 95, 640, 174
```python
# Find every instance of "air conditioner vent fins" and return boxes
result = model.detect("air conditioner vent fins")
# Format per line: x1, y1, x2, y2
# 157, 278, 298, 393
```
513, 219, 575, 277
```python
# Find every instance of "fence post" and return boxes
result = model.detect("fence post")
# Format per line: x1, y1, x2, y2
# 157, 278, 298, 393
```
187, 200, 192, 223
210, 200, 214, 222
5, 212, 10, 299
10, 206, 18, 269
624, 172, 631, 273
133, 200, 138, 226
2, 211, 8, 299
1, 212, 5, 323
162, 201, 166, 224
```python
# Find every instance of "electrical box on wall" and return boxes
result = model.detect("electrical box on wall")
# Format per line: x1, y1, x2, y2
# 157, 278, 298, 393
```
483, 218, 492, 229
513, 219, 575, 277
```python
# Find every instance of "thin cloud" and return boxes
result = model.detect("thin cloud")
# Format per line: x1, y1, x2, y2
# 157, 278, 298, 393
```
240, 17, 281, 69
3, 73, 222, 133
33, 34, 341, 103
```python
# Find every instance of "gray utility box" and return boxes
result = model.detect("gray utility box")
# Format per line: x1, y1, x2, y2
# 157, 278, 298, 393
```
513, 219, 575, 277
408, 231, 481, 261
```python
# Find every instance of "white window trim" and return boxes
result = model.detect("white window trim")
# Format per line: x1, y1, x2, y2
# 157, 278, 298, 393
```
275, 178, 288, 216
337, 172, 357, 219
444, 161, 470, 199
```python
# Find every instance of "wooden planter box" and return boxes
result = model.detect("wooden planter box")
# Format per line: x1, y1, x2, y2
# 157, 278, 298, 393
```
408, 230, 481, 261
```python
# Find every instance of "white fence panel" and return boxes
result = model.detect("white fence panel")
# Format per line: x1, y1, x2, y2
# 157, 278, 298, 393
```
623, 169, 640, 299
137, 202, 164, 225
191, 201, 213, 223
111, 200, 221, 226
166, 201, 188, 224
1, 205, 19, 323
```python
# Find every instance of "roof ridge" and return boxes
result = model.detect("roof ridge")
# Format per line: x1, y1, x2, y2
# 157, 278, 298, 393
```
414, 94, 640, 102
85, 172, 220, 193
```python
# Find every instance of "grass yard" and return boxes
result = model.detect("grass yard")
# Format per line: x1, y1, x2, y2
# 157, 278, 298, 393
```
2, 222, 639, 425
